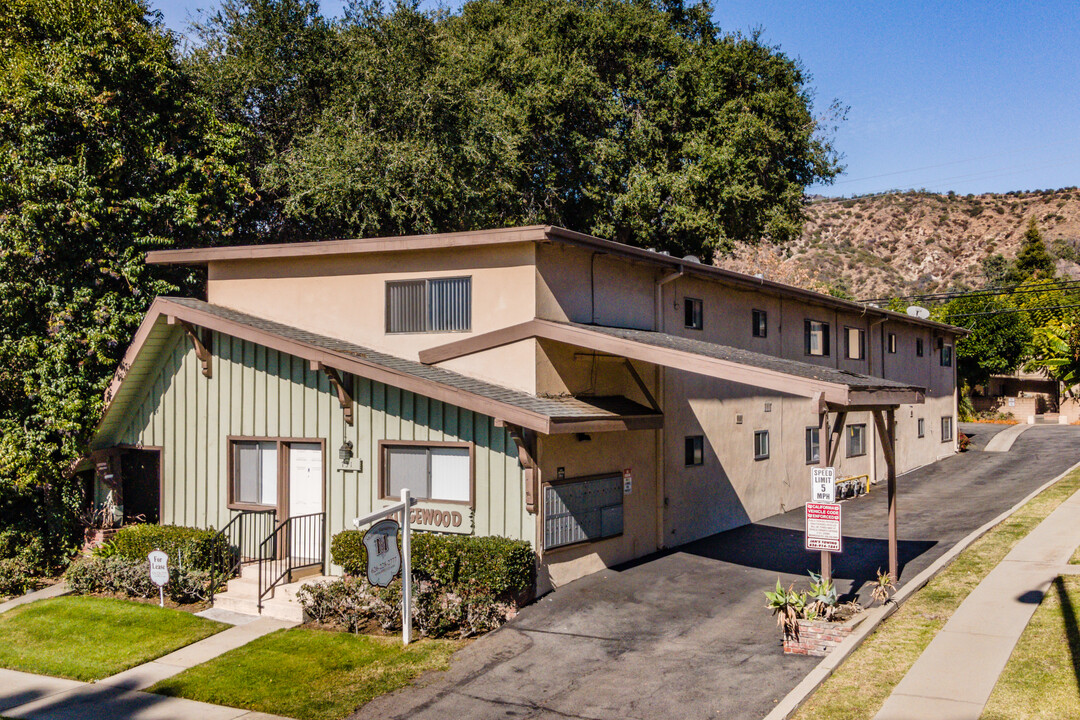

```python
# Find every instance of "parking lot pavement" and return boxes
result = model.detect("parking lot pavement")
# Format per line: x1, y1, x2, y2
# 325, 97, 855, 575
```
352, 424, 1080, 720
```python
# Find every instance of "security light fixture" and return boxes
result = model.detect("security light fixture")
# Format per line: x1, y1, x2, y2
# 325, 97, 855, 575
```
338, 440, 354, 463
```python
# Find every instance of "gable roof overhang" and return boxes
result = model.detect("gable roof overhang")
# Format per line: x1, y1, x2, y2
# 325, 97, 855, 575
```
418, 319, 926, 409
145, 225, 967, 337
93, 298, 663, 448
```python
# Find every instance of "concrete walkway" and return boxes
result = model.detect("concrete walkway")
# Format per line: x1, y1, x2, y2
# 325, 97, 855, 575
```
874, 484, 1080, 719
0, 582, 70, 614
0, 600, 298, 720
982, 422, 1031, 452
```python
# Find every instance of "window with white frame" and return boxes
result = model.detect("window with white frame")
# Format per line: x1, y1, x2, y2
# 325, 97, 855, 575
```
754, 430, 770, 460
685, 435, 704, 466
917, 418, 925, 438
941, 344, 953, 367
941, 417, 953, 442
232, 441, 279, 507
386, 277, 471, 334
888, 333, 897, 353
383, 444, 471, 502
847, 424, 867, 457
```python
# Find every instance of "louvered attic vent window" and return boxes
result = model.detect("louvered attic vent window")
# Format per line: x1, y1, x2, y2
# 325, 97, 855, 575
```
386, 277, 471, 333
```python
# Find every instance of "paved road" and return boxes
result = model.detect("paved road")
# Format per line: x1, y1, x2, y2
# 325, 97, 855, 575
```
352, 424, 1080, 720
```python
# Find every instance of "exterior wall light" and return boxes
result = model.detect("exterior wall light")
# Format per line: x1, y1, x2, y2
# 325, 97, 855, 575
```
338, 440, 354, 463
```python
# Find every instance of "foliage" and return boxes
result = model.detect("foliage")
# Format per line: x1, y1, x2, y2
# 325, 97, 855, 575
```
1006, 217, 1056, 284
65, 555, 217, 603
957, 386, 976, 422
299, 575, 516, 639
1024, 321, 1080, 395
938, 294, 1030, 386
980, 253, 1011, 287
869, 569, 896, 606
0, 596, 225, 682
0, 0, 251, 492
185, 0, 336, 241
331, 530, 535, 599
0, 528, 49, 597
256, 0, 842, 258
149, 628, 462, 720
805, 570, 839, 621
100, 523, 229, 574
957, 432, 971, 452
764, 578, 806, 639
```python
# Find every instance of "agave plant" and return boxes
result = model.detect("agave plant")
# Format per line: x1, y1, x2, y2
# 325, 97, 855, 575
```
765, 578, 806, 639
806, 570, 839, 621
870, 569, 897, 606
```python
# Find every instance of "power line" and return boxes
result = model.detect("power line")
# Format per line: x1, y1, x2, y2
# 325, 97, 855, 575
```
943, 303, 1080, 320
860, 279, 1080, 304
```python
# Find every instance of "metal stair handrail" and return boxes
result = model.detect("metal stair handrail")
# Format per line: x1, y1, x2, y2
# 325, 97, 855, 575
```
209, 508, 277, 604
257, 512, 325, 611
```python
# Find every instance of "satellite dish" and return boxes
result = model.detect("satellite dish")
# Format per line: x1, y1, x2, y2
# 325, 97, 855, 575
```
682, 255, 701, 264
906, 305, 931, 319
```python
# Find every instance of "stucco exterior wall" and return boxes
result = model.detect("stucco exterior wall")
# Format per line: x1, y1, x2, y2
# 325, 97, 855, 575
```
206, 243, 539, 392
115, 328, 534, 572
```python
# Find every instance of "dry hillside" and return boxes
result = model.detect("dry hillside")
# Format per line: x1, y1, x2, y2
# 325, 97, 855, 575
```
717, 188, 1080, 300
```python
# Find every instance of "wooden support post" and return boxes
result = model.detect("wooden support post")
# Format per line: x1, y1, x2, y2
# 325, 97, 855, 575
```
311, 362, 354, 426
819, 410, 834, 586
504, 424, 539, 514
171, 318, 212, 378
827, 411, 847, 467
873, 408, 899, 580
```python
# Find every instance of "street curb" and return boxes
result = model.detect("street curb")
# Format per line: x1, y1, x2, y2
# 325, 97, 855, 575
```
762, 456, 1080, 720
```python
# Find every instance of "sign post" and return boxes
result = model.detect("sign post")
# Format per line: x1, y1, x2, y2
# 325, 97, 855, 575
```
354, 489, 417, 645
809, 467, 838, 584
147, 549, 169, 608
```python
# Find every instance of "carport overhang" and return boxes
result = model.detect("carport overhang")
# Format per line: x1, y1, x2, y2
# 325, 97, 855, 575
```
421, 318, 919, 582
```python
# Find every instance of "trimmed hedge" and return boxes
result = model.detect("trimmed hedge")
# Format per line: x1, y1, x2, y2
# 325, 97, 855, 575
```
100, 524, 228, 574
330, 530, 534, 597
65, 556, 215, 604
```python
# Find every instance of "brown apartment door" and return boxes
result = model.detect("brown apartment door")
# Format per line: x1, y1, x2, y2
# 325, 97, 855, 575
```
121, 449, 161, 524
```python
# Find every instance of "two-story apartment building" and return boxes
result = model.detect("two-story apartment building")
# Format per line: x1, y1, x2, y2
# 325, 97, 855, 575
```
85, 225, 961, 593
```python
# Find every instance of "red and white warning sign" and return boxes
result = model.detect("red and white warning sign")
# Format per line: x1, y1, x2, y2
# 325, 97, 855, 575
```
805, 502, 842, 552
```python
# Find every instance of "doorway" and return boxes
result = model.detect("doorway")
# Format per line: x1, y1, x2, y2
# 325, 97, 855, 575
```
286, 442, 323, 564
120, 448, 161, 524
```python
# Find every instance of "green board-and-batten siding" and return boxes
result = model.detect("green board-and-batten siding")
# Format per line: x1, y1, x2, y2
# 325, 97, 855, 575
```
114, 328, 535, 568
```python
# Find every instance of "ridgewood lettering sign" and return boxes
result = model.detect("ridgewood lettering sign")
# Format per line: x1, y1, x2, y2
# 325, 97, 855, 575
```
409, 507, 463, 529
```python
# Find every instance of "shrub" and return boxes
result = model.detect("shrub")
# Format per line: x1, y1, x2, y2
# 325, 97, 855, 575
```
65, 556, 215, 604
0, 529, 49, 598
101, 524, 228, 574
317, 530, 535, 639
331, 530, 534, 599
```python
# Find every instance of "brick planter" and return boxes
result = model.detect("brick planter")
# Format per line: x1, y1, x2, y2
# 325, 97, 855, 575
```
783, 613, 866, 657
82, 527, 120, 553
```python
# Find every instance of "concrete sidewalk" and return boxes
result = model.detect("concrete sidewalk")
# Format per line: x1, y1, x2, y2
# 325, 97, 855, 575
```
0, 603, 298, 719
874, 484, 1080, 719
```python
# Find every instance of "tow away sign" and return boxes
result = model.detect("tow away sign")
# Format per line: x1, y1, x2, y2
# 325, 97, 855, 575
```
805, 502, 842, 552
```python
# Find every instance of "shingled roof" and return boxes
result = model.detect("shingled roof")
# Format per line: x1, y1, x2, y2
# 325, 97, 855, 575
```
93, 298, 661, 446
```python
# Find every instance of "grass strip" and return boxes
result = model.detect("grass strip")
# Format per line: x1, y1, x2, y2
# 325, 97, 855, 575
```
792, 467, 1080, 720
1070, 544, 1080, 564
0, 596, 225, 681
149, 627, 464, 720
982, 574, 1080, 720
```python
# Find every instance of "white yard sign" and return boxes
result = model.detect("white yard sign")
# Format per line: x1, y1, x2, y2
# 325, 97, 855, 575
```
147, 549, 169, 607
363, 519, 402, 588
811, 467, 836, 504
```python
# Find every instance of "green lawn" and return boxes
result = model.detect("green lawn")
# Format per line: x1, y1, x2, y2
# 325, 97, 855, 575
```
792, 468, 1080, 720
983, 575, 1080, 719
1070, 543, 1080, 564
150, 627, 464, 720
0, 596, 226, 681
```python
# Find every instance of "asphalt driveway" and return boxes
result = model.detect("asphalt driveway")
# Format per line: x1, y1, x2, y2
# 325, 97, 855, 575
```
353, 423, 1080, 720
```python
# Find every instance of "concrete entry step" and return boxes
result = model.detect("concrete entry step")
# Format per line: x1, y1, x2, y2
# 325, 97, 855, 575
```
213, 573, 334, 622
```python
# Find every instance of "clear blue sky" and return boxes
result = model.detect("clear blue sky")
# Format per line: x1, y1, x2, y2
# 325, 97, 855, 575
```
153, 0, 1080, 198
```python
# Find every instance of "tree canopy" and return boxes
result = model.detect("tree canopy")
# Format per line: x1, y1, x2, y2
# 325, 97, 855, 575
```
0, 0, 251, 487
191, 0, 844, 258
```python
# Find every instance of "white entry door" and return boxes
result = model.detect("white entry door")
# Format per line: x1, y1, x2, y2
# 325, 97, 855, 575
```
288, 443, 323, 562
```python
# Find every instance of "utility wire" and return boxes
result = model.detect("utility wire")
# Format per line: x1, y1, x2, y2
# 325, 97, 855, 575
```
942, 303, 1080, 320
860, 279, 1080, 304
